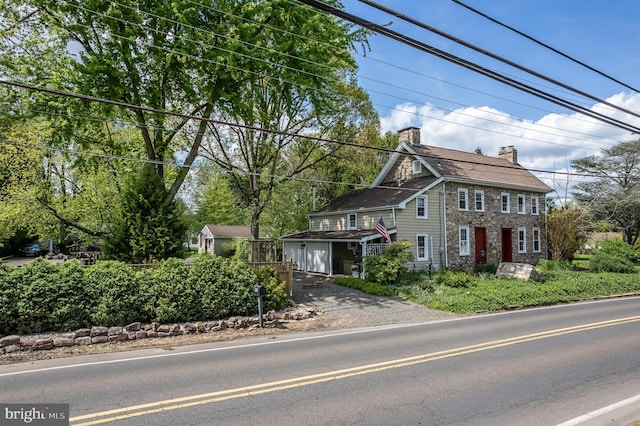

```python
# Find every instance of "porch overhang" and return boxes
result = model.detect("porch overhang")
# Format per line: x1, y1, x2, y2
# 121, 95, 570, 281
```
281, 228, 396, 244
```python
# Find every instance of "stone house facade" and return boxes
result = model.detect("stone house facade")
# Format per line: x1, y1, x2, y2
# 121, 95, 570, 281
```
281, 127, 552, 275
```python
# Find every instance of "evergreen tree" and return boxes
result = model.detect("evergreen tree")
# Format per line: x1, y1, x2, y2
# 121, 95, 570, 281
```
103, 165, 187, 262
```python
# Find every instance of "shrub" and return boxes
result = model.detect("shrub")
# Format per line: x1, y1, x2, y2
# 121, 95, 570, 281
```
0, 263, 18, 334
589, 253, 636, 274
13, 259, 60, 333
363, 241, 414, 285
256, 266, 289, 311
473, 263, 497, 275
334, 277, 398, 296
595, 238, 639, 262
433, 270, 476, 288
52, 261, 92, 330
536, 259, 572, 272
138, 258, 194, 323
85, 261, 143, 326
187, 255, 257, 320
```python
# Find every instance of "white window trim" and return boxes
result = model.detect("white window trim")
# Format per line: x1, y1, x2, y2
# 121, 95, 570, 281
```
416, 234, 429, 261
517, 194, 526, 215
518, 227, 527, 254
474, 190, 485, 212
347, 213, 357, 230
458, 188, 469, 211
532, 227, 541, 253
416, 195, 428, 219
459, 226, 470, 256
412, 160, 421, 174
531, 196, 539, 215
501, 193, 511, 213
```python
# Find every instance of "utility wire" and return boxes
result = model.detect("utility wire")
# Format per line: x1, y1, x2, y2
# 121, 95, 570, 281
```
296, 0, 640, 135
49, 0, 635, 140
359, 0, 640, 121
24, 0, 630, 145
452, 0, 640, 94
0, 79, 610, 182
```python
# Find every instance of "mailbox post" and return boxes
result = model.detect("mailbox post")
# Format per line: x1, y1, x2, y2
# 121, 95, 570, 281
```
252, 285, 266, 327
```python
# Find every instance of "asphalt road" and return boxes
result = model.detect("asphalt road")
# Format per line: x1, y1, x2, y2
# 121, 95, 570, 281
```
2, 297, 640, 425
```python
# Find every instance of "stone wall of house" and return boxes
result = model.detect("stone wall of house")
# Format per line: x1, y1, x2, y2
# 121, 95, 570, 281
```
0, 305, 320, 355
383, 154, 431, 183
444, 183, 547, 270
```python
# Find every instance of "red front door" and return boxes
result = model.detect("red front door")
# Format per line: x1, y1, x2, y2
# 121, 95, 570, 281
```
475, 227, 487, 265
501, 228, 513, 262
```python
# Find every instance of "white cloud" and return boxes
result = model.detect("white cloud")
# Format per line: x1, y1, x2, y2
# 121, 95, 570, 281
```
379, 92, 640, 197
380, 91, 640, 171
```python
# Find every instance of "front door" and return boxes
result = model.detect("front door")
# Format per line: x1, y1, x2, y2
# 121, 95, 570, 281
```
501, 228, 513, 262
475, 227, 487, 265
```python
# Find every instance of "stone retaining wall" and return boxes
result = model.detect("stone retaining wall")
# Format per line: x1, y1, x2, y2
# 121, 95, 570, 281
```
0, 304, 321, 354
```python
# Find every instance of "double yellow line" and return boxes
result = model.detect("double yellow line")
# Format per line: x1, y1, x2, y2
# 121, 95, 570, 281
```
71, 315, 640, 425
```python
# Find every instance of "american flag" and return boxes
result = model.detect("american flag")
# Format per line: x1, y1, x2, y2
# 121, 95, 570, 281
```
376, 217, 392, 245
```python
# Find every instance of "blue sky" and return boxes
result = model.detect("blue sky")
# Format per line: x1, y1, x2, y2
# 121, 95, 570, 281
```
340, 0, 640, 192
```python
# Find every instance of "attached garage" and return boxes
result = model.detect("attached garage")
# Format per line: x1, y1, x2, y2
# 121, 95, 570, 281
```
305, 242, 330, 274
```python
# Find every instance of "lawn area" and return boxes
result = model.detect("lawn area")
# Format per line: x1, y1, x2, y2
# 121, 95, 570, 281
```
335, 259, 640, 314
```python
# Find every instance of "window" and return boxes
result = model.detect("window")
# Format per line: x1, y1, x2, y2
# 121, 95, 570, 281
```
518, 227, 527, 253
474, 190, 485, 212
531, 196, 539, 215
517, 194, 526, 214
416, 196, 428, 219
532, 227, 541, 253
416, 234, 429, 261
347, 213, 357, 230
412, 160, 421, 174
458, 188, 468, 211
501, 193, 510, 213
459, 226, 470, 256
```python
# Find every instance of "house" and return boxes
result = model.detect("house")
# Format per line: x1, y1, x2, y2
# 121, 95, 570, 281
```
281, 127, 553, 275
198, 225, 255, 256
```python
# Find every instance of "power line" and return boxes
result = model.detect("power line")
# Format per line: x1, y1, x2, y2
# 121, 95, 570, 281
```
17, 0, 630, 148
452, 0, 640, 94
358, 0, 640, 122
296, 0, 640, 135
0, 79, 613, 182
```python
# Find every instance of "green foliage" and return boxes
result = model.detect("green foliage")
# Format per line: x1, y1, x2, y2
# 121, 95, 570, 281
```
473, 263, 498, 275
187, 255, 257, 320
594, 238, 639, 262
103, 165, 187, 263
138, 258, 194, 323
589, 253, 636, 274
52, 261, 92, 330
536, 259, 572, 272
573, 140, 640, 245
84, 261, 142, 326
13, 259, 61, 333
256, 266, 289, 311
334, 277, 399, 297
363, 241, 414, 285
432, 270, 477, 288
0, 263, 18, 334
547, 208, 589, 261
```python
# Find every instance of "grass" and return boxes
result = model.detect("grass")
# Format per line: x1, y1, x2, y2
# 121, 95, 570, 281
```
334, 258, 640, 314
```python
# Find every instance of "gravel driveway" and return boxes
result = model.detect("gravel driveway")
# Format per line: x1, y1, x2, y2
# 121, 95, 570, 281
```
291, 272, 463, 329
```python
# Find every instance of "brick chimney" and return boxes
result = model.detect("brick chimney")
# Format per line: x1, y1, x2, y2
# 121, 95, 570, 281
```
498, 146, 518, 163
398, 127, 421, 146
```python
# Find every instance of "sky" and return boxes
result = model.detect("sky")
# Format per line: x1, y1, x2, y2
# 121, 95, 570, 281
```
339, 0, 640, 194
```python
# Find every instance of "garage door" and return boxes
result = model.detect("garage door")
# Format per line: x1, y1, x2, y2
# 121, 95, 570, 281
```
283, 243, 305, 271
306, 242, 330, 274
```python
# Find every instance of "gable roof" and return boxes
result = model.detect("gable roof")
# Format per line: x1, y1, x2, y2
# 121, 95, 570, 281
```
202, 225, 254, 239
376, 143, 552, 193
310, 176, 440, 215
